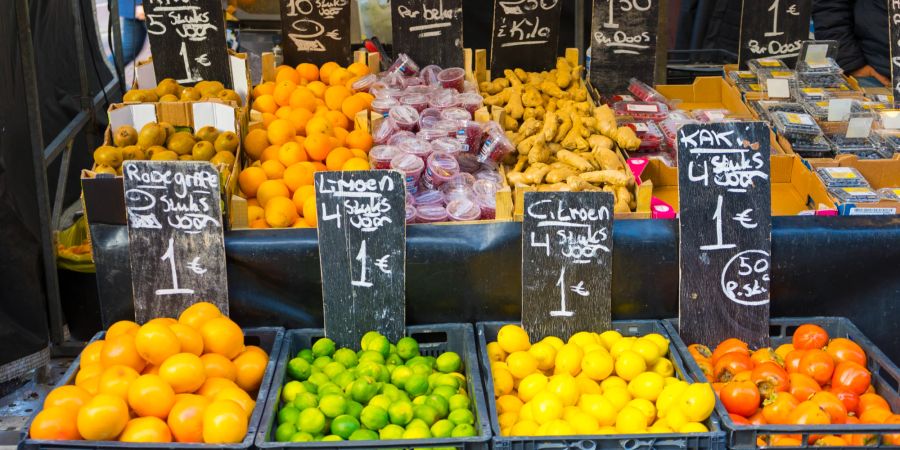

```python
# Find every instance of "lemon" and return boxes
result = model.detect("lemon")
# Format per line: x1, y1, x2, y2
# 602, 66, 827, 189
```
656, 380, 689, 417
540, 336, 565, 350
680, 422, 709, 433
506, 351, 538, 379
568, 331, 598, 348
574, 373, 602, 395
631, 338, 662, 366
318, 394, 346, 418
648, 421, 674, 433
600, 376, 628, 393
598, 330, 623, 350
643, 333, 670, 355
665, 406, 689, 430
527, 342, 557, 371
547, 374, 580, 406
510, 420, 539, 436
581, 349, 614, 381
387, 400, 413, 425
609, 336, 635, 359
676, 383, 715, 422
615, 406, 647, 433
627, 372, 665, 402
626, 398, 656, 425
431, 419, 455, 437
378, 423, 404, 439
614, 350, 647, 381
652, 358, 675, 377
497, 325, 531, 353
486, 342, 507, 363
565, 408, 600, 434
554, 344, 584, 376
498, 411, 518, 430
517, 373, 548, 402
536, 419, 575, 436
597, 425, 617, 434
603, 386, 632, 411
578, 393, 617, 426
518, 401, 534, 422
530, 391, 564, 425
492, 367, 514, 397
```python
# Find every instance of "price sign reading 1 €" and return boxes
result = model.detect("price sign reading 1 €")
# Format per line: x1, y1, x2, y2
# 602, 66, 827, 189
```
521, 191, 614, 341
315, 171, 406, 348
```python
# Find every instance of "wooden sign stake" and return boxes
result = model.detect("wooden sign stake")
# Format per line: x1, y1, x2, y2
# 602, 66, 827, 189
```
489, 0, 563, 74
278, 0, 352, 66
391, 0, 465, 68
589, 0, 664, 94
737, 0, 811, 67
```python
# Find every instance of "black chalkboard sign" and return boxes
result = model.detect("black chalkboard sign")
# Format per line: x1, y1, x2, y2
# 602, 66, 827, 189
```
677, 122, 772, 348
278, 0, 352, 67
391, 0, 464, 68
315, 171, 406, 348
123, 161, 228, 323
737, 0, 811, 67
890, 3, 900, 105
521, 191, 614, 341
589, 0, 662, 94
143, 0, 232, 87
490, 0, 563, 74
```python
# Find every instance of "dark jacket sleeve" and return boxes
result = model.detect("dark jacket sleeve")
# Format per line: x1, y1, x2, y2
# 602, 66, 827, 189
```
812, 0, 867, 72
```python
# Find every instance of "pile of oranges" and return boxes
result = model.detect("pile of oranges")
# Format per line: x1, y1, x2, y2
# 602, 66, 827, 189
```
29, 302, 268, 444
239, 62, 375, 229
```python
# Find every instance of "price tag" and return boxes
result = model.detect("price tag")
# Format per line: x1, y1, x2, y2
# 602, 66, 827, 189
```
804, 43, 829, 63
391, 0, 464, 68
846, 116, 874, 138
677, 122, 772, 348
880, 110, 900, 129
278, 0, 352, 66
589, 0, 662, 94
489, 0, 563, 74
143, 0, 231, 87
827, 99, 853, 122
766, 78, 790, 98
315, 171, 406, 348
737, 0, 811, 67
123, 161, 228, 322
521, 191, 614, 341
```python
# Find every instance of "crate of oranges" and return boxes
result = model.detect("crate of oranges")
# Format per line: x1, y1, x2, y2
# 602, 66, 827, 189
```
22, 302, 284, 450
664, 317, 900, 448
476, 321, 726, 449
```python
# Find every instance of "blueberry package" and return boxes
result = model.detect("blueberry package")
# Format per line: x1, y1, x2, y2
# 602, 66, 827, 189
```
828, 186, 880, 203
772, 111, 823, 139
803, 99, 862, 121
796, 87, 830, 102
748, 58, 788, 76
728, 70, 758, 85
876, 130, 900, 154
789, 135, 834, 157
877, 187, 900, 201
816, 166, 870, 187
799, 73, 847, 89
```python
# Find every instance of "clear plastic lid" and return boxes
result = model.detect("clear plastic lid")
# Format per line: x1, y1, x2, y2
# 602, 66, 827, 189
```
368, 145, 402, 169
455, 92, 484, 114
423, 151, 460, 189
405, 204, 417, 224
390, 152, 425, 175
387, 53, 420, 76
472, 178, 500, 197
414, 189, 445, 206
627, 78, 669, 104
796, 40, 841, 74
446, 198, 482, 221
415, 204, 449, 223
796, 87, 830, 102
428, 89, 460, 109
405, 85, 436, 95
475, 192, 497, 219
388, 105, 421, 130
771, 111, 822, 138
418, 108, 444, 130
387, 131, 416, 146
816, 167, 870, 187
613, 101, 670, 121
401, 93, 430, 112
440, 107, 472, 121
456, 152, 482, 173
788, 135, 833, 157
748, 58, 788, 74
372, 117, 398, 144
420, 65, 443, 86
803, 99, 862, 121
351, 74, 378, 92
398, 138, 434, 160
431, 137, 464, 155
828, 186, 879, 203
728, 71, 758, 84
403, 76, 424, 88
692, 109, 731, 123
371, 97, 399, 115
437, 67, 466, 92
877, 187, 900, 201
417, 128, 450, 141
477, 122, 514, 163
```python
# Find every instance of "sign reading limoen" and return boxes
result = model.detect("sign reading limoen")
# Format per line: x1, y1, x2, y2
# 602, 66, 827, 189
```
677, 122, 772, 348
490, 0, 563, 74
278, 0, 352, 66
123, 161, 228, 323
889, 0, 900, 105
589, 0, 661, 94
392, 0, 464, 68
522, 191, 614, 341
315, 171, 406, 348
737, 0, 811, 67
143, 0, 231, 87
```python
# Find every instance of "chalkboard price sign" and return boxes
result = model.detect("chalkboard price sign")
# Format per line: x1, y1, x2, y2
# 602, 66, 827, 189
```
392, 0, 464, 68
589, 0, 662, 95
522, 191, 614, 341
315, 171, 406, 348
737, 0, 811, 67
143, 0, 232, 87
123, 161, 228, 323
677, 122, 772, 348
490, 0, 563, 74
890, 0, 900, 105
278, 0, 352, 66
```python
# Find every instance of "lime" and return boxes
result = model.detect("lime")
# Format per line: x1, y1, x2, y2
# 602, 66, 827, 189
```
379, 423, 405, 440
405, 373, 430, 397
406, 356, 432, 369
296, 348, 314, 363
360, 404, 389, 430
402, 426, 432, 439
317, 382, 344, 397
312, 338, 336, 358
436, 352, 462, 373
320, 435, 343, 441
312, 356, 332, 370
346, 400, 363, 419
358, 350, 385, 365
396, 337, 420, 360
349, 428, 379, 441
292, 392, 318, 411
318, 394, 347, 418
297, 408, 326, 434
357, 361, 389, 382
308, 372, 330, 386
428, 372, 442, 389
368, 394, 392, 411
329, 414, 360, 439
406, 418, 429, 430
412, 395, 427, 406
386, 353, 404, 366
301, 380, 317, 394
390, 365, 413, 388
425, 395, 450, 418
449, 394, 470, 411
275, 422, 296, 441
281, 380, 306, 403
349, 376, 379, 403
409, 363, 432, 376
432, 385, 458, 400
322, 361, 346, 379
451, 423, 476, 437
365, 335, 391, 357
333, 348, 358, 368
435, 373, 461, 390
332, 371, 355, 390
380, 383, 401, 400
430, 419, 455, 438
289, 431, 313, 442
448, 408, 474, 425
287, 358, 312, 381
277, 405, 301, 424
388, 400, 414, 425
360, 331, 382, 349
414, 404, 439, 426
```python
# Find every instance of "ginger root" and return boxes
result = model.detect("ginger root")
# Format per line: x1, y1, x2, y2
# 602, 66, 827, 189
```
522, 86, 543, 107
484, 88, 512, 106
505, 87, 525, 120
556, 150, 594, 171
580, 170, 631, 186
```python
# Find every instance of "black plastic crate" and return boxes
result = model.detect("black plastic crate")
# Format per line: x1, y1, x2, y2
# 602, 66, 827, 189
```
255, 323, 491, 449
19, 326, 285, 450
477, 321, 726, 450
664, 317, 900, 448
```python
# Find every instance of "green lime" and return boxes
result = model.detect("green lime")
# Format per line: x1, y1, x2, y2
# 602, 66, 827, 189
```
390, 365, 413, 389
435, 352, 462, 373
386, 353, 404, 366
349, 376, 379, 403
322, 361, 346, 379
435, 373, 461, 390
409, 363, 432, 376
358, 350, 385, 365
296, 349, 314, 363
396, 337, 420, 360
412, 395, 427, 406
425, 395, 450, 419
287, 358, 312, 381
312, 356, 332, 370
329, 414, 360, 439
405, 373, 430, 397
292, 392, 318, 411
448, 408, 474, 426
364, 335, 391, 357
317, 382, 344, 397
432, 385, 458, 401
318, 394, 347, 418
281, 380, 306, 403
300, 381, 316, 395
348, 429, 379, 441
360, 405, 389, 430
320, 434, 343, 441
274, 422, 296, 441
297, 408, 326, 434
289, 431, 313, 442
380, 383, 401, 400
428, 372, 442, 389
451, 423, 476, 437
360, 331, 382, 349
406, 356, 431, 368
406, 418, 429, 430
413, 404, 439, 426
357, 361, 389, 382
449, 394, 470, 411
333, 348, 358, 368
312, 338, 336, 358
345, 400, 363, 419
378, 423, 405, 440
332, 371, 355, 390
368, 394, 392, 411
402, 426, 432, 439
307, 372, 330, 386
387, 400, 414, 425
277, 405, 300, 424
430, 419, 455, 438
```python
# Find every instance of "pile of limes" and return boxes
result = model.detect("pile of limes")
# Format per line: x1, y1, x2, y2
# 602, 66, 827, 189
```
274, 331, 478, 442
487, 325, 715, 437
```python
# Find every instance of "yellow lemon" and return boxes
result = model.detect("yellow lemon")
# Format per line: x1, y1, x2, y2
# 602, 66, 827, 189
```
581, 349, 614, 381
578, 394, 617, 427
496, 325, 531, 353
598, 330, 623, 350
516, 373, 548, 403
527, 342, 557, 371
530, 392, 563, 425
627, 372, 665, 402
553, 344, 584, 376
615, 406, 647, 433
614, 350, 647, 381
547, 374, 579, 407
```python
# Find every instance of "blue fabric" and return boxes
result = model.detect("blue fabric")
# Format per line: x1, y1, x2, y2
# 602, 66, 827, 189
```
118, 0, 140, 19
813, 0, 889, 77
116, 17, 146, 66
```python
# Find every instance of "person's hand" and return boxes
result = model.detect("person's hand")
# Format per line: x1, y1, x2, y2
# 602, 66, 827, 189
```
135, 5, 145, 21
850, 65, 890, 87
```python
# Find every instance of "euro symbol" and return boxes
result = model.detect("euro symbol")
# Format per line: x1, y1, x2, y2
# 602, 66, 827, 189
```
375, 255, 391, 274
186, 257, 207, 275
570, 281, 590, 296
733, 208, 758, 229
786, 4, 799, 15
195, 54, 211, 67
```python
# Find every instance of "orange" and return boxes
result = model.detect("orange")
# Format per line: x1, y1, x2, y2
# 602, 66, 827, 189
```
169, 323, 204, 356
200, 353, 237, 381
30, 406, 80, 440
249, 219, 269, 229
278, 141, 308, 167
243, 129, 270, 160
265, 197, 299, 228
275, 105, 293, 119
325, 147, 354, 171
307, 81, 327, 99
119, 416, 172, 443
213, 386, 256, 415
341, 157, 370, 171
101, 333, 146, 372
251, 95, 277, 114
134, 322, 181, 365
106, 320, 139, 339
200, 317, 245, 359
43, 385, 92, 413
143, 364, 159, 375
296, 63, 319, 82
328, 68, 353, 87
232, 349, 268, 392
256, 180, 290, 208
260, 145, 280, 162
242, 345, 268, 358
292, 185, 316, 213
80, 340, 105, 366
302, 196, 318, 226
326, 110, 350, 130
273, 80, 297, 106
197, 377, 240, 399
346, 129, 373, 151
76, 394, 129, 440
288, 87, 317, 111
292, 218, 310, 228
319, 62, 340, 84
287, 107, 313, 132
248, 204, 264, 222
311, 161, 327, 172
238, 167, 267, 198
128, 374, 175, 418
304, 132, 333, 161
97, 365, 140, 399
261, 159, 285, 179
275, 66, 302, 85
160, 353, 207, 394
350, 148, 368, 159
251, 81, 274, 98
261, 112, 277, 128
75, 363, 103, 394
324, 85, 352, 110
203, 399, 248, 444
178, 302, 222, 330
168, 395, 210, 442
332, 126, 349, 147
305, 115, 333, 137
267, 119, 296, 146
285, 163, 315, 192
347, 62, 370, 78
247, 198, 260, 208
341, 94, 368, 120
145, 317, 177, 327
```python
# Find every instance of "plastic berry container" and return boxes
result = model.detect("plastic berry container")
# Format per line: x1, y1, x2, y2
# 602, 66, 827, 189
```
692, 109, 731, 122
828, 186, 879, 203
351, 74, 378, 92
413, 189, 445, 207
368, 82, 388, 98
439, 120, 483, 153
417, 128, 450, 142
387, 131, 416, 146
613, 101, 670, 122
787, 135, 833, 157
414, 204, 449, 223
827, 133, 891, 159
437, 67, 466, 92
403, 76, 425, 88
796, 87, 829, 102
398, 137, 434, 161
771, 111, 822, 139
475, 191, 497, 219
428, 89, 460, 109
405, 204, 417, 224
456, 152, 482, 173
446, 198, 482, 221
421, 151, 461, 190
372, 117, 398, 145
747, 57, 788, 75
608, 94, 638, 104
456, 93, 484, 114
624, 121, 663, 152
440, 174, 476, 201
371, 97, 399, 117
440, 107, 472, 121
387, 53, 420, 76
477, 122, 514, 163
728, 71, 758, 85
418, 108, 444, 130
474, 170, 504, 187
876, 130, 900, 154
390, 152, 426, 194
431, 137, 464, 155
878, 187, 900, 201
803, 99, 862, 121
420, 65, 443, 86
368, 145, 402, 170
737, 82, 766, 95
388, 105, 421, 131
816, 167, 870, 187
627, 78, 669, 104
401, 93, 430, 112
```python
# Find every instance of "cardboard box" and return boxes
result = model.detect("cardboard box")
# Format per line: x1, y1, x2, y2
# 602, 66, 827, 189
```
809, 153, 900, 215
134, 49, 252, 107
